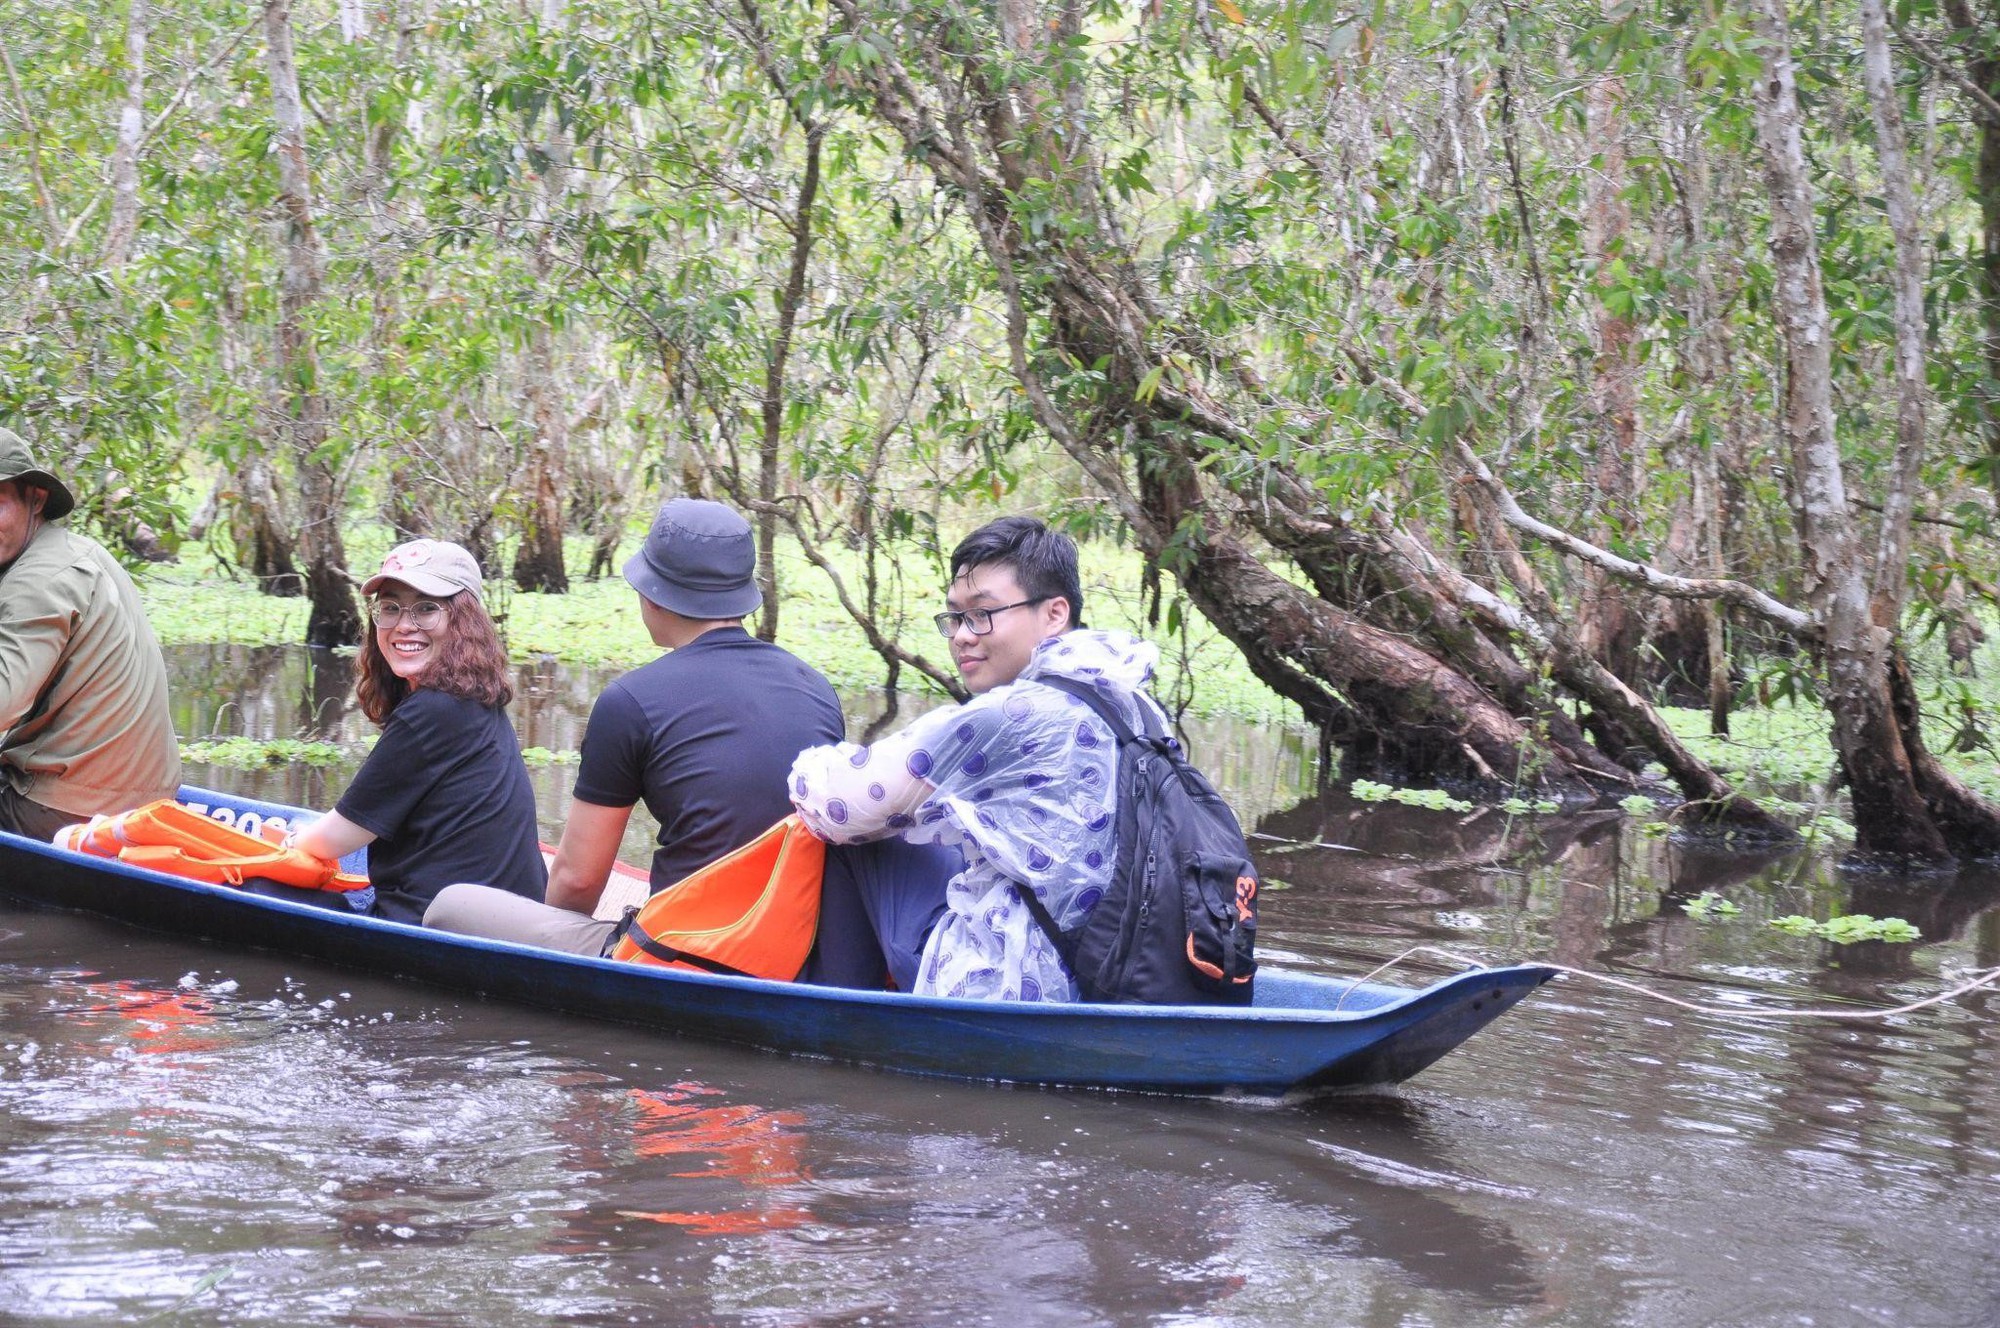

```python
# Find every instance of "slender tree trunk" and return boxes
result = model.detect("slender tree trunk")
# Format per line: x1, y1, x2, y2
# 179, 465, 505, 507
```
0, 39, 63, 249
102, 0, 147, 267
263, 0, 359, 646
1676, 91, 1735, 734
1694, 446, 1732, 735
755, 129, 821, 641
512, 0, 572, 593
736, 0, 827, 641
92, 7, 180, 566
1578, 23, 1643, 684
1941, 1, 2000, 509
1749, 0, 1953, 861
1860, 0, 1931, 627
361, 0, 417, 364
514, 308, 571, 592
363, 1, 424, 540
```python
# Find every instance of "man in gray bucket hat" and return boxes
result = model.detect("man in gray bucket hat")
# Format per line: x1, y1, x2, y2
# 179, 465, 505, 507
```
427, 498, 877, 976
0, 427, 181, 839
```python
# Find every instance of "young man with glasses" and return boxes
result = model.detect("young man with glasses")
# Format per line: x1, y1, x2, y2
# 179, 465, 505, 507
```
788, 516, 1163, 1002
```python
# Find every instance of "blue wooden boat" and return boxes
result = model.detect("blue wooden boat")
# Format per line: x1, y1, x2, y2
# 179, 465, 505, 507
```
0, 786, 1556, 1095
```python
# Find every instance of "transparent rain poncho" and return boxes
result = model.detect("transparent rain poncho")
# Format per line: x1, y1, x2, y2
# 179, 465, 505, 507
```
789, 629, 1163, 1002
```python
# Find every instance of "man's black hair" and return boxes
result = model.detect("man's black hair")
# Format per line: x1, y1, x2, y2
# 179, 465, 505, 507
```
949, 516, 1084, 629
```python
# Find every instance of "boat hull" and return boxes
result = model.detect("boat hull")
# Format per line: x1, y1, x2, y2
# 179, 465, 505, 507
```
0, 787, 1555, 1094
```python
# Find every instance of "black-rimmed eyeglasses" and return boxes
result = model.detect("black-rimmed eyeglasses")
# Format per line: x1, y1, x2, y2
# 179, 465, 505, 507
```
932, 597, 1048, 638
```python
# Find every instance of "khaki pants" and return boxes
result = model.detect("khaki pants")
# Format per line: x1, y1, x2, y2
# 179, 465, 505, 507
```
424, 882, 618, 956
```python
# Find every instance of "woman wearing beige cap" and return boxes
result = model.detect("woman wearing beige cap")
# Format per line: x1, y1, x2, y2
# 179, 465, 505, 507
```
270, 540, 547, 923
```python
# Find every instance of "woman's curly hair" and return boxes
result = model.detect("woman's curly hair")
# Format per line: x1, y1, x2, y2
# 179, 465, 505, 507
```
356, 590, 513, 723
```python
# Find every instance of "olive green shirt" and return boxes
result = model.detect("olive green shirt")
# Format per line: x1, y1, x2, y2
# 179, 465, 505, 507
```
0, 521, 181, 817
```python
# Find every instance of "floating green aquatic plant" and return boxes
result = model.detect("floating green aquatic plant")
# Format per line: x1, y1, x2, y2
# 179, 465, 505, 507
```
1769, 913, 1921, 944
1350, 780, 1474, 812
519, 746, 582, 768
1681, 891, 1741, 919
180, 738, 347, 769
1499, 796, 1562, 815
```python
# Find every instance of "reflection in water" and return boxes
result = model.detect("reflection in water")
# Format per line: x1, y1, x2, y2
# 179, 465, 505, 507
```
3, 649, 1997, 1324
588, 1084, 816, 1238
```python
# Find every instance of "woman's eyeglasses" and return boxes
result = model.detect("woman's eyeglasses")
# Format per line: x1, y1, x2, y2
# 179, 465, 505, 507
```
372, 599, 447, 630
932, 597, 1048, 638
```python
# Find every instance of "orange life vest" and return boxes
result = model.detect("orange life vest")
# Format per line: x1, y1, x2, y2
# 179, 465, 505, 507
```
610, 815, 824, 982
54, 799, 370, 892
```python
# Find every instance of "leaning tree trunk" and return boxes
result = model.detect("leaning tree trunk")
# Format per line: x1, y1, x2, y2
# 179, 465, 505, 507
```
827, 0, 1782, 807
263, 0, 358, 646
1128, 439, 1586, 789
1749, 0, 1986, 862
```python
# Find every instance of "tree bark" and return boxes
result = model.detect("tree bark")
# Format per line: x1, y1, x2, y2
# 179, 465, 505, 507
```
263, 0, 359, 646
1749, 0, 1962, 862
1860, 0, 1931, 627
1578, 21, 1644, 683
102, 0, 148, 268
234, 450, 302, 595
512, 0, 572, 593
822, 0, 1781, 803
1939, 0, 2000, 509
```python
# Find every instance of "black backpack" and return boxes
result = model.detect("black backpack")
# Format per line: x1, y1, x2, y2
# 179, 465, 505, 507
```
1015, 676, 1259, 1005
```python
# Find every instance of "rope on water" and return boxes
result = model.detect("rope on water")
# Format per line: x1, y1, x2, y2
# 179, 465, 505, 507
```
1335, 943, 2000, 1021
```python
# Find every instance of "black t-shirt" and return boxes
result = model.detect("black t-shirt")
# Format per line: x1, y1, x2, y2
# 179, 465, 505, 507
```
337, 688, 547, 923
572, 627, 845, 890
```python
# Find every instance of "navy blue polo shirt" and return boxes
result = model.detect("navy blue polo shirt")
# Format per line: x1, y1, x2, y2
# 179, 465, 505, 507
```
572, 627, 845, 890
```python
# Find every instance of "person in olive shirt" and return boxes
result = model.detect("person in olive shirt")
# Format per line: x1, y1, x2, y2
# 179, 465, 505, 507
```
0, 429, 181, 840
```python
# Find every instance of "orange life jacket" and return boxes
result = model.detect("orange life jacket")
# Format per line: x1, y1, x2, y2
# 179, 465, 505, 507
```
54, 799, 370, 892
610, 815, 824, 982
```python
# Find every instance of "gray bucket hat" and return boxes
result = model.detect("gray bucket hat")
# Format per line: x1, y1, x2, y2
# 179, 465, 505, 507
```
0, 427, 76, 521
623, 498, 762, 619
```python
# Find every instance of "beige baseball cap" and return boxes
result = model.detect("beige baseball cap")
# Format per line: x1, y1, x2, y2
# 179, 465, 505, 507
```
361, 539, 485, 601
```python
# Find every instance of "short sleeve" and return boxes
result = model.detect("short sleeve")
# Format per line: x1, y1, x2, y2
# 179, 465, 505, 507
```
571, 682, 647, 809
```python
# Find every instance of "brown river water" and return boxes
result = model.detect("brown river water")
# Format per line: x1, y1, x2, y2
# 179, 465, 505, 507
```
1, 644, 1997, 1326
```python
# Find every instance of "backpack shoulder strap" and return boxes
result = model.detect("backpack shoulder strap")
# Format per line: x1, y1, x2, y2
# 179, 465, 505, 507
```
1040, 674, 1156, 745
1012, 879, 1075, 968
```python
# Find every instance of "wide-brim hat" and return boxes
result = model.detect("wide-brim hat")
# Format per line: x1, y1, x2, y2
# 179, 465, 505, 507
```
623, 498, 763, 619
0, 427, 77, 521
362, 539, 486, 601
